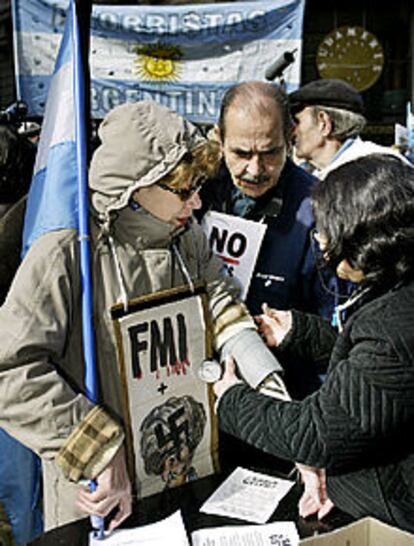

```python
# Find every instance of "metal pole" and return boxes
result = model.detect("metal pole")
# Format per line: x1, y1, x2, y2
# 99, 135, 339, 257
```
74, 0, 92, 158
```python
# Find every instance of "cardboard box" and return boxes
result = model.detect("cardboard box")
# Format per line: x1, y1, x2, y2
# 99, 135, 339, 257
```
300, 517, 414, 546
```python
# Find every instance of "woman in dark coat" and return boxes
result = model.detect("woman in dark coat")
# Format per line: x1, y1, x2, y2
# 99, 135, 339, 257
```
214, 154, 414, 533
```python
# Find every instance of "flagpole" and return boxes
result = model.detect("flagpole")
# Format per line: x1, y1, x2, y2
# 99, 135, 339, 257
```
71, 2, 105, 537
71, 0, 98, 404
75, 0, 92, 159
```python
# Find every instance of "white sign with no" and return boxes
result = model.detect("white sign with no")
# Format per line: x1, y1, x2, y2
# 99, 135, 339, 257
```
201, 211, 267, 300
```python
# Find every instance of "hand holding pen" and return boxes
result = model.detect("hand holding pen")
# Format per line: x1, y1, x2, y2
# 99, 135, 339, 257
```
77, 445, 132, 537
88, 480, 105, 539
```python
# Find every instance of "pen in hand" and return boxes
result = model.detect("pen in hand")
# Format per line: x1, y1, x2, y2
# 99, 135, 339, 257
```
78, 445, 132, 535
89, 479, 105, 540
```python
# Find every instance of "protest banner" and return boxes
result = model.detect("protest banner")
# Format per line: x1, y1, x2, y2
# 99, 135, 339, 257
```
111, 284, 218, 498
12, 0, 305, 122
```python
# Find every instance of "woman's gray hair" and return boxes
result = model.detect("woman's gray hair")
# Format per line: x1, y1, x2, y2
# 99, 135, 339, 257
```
312, 105, 367, 142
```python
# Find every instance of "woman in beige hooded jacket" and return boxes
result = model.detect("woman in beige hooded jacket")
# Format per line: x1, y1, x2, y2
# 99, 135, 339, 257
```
0, 101, 285, 531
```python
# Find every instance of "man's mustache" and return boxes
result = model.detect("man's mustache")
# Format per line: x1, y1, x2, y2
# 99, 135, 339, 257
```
239, 174, 270, 185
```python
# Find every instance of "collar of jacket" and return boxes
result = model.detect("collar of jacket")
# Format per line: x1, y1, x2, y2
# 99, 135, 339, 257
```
335, 285, 371, 332
100, 205, 188, 250
336, 278, 405, 331
91, 204, 191, 312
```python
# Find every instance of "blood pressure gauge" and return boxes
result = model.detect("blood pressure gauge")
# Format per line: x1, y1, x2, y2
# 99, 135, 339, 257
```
198, 359, 222, 383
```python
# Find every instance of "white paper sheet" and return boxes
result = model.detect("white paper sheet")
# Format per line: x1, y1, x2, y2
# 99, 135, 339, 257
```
89, 510, 189, 546
200, 467, 295, 524
192, 520, 299, 546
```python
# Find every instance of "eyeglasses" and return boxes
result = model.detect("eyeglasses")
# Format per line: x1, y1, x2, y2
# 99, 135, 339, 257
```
156, 179, 204, 202
310, 228, 330, 261
310, 228, 323, 247
312, 228, 333, 253
310, 228, 336, 297
309, 228, 349, 301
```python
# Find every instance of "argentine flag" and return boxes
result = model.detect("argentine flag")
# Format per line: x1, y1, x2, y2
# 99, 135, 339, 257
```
22, 0, 84, 257
21, 0, 97, 401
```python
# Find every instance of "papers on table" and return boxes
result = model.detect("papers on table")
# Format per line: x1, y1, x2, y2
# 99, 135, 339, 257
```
89, 510, 189, 546
200, 467, 295, 524
192, 520, 299, 546
89, 468, 297, 545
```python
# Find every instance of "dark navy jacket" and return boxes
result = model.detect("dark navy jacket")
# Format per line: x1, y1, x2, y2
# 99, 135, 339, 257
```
197, 158, 335, 320
198, 158, 337, 473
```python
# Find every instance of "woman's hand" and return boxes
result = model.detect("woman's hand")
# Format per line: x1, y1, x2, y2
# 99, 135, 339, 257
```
255, 303, 292, 347
213, 355, 242, 401
296, 464, 334, 520
77, 445, 132, 531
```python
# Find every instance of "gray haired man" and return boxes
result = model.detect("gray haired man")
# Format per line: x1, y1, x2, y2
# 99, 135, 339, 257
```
289, 78, 405, 179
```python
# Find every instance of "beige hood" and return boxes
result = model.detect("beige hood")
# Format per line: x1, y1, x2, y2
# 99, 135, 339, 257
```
89, 101, 205, 225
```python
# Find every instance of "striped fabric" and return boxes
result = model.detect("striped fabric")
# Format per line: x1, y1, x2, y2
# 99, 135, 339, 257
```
57, 406, 124, 482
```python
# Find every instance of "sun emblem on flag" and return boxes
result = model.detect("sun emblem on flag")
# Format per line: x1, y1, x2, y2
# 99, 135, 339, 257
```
134, 42, 183, 82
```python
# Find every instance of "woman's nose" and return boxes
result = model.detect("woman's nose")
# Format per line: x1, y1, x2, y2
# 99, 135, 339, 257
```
186, 190, 202, 210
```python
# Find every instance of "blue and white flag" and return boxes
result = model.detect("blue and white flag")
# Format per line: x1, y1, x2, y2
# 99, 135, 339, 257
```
13, 0, 305, 123
21, 0, 98, 402
21, 1, 79, 254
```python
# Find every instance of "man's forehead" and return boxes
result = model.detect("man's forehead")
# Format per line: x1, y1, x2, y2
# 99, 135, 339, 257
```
223, 103, 284, 139
227, 134, 284, 152
226, 99, 281, 121
224, 120, 285, 151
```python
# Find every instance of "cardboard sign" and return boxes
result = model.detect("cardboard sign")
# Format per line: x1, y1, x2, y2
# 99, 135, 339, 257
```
201, 211, 267, 300
112, 284, 218, 498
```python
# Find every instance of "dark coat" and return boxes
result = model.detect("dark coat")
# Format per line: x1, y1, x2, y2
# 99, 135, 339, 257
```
197, 158, 334, 319
198, 158, 339, 399
218, 280, 414, 532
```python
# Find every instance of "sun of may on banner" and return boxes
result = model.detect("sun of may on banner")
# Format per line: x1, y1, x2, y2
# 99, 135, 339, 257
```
111, 284, 218, 499
12, 0, 305, 123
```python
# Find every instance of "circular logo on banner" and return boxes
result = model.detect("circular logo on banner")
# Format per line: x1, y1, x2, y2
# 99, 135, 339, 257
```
316, 26, 384, 91
134, 42, 183, 82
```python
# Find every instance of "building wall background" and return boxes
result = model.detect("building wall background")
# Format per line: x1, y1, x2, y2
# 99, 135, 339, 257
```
302, 0, 412, 143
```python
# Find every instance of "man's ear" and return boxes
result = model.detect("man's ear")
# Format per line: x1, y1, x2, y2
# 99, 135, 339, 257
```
211, 124, 223, 146
317, 110, 333, 137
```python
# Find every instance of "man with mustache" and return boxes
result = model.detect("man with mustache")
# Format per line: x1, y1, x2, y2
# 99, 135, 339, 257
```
198, 81, 333, 397
197, 81, 334, 473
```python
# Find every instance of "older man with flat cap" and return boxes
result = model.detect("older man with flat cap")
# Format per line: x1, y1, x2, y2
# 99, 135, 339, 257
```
289, 78, 405, 179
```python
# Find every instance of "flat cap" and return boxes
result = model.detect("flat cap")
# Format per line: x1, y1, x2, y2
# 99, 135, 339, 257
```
289, 79, 364, 115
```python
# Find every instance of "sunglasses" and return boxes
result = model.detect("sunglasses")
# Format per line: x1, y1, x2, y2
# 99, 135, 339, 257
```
156, 179, 204, 202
